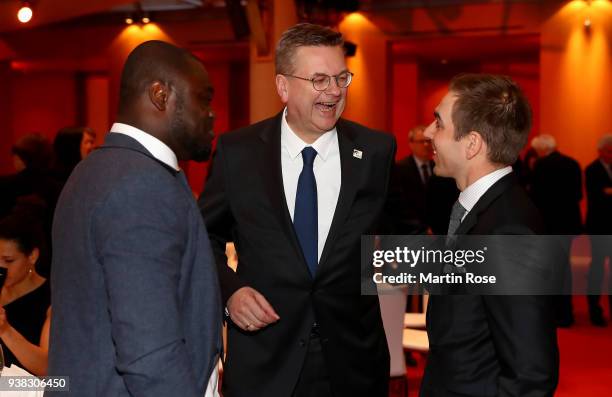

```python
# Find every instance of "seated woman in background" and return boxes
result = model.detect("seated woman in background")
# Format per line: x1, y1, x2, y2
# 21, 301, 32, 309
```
0, 213, 51, 376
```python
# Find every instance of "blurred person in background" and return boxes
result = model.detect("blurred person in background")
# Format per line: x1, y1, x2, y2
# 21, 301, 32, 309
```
0, 212, 51, 376
0, 134, 61, 258
531, 134, 582, 327
80, 128, 96, 159
0, 133, 58, 220
393, 125, 458, 235
52, 127, 96, 185
585, 134, 612, 326
518, 147, 539, 193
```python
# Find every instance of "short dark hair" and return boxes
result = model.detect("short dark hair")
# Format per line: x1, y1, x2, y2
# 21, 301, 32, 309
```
275, 23, 343, 75
118, 40, 198, 114
450, 73, 532, 165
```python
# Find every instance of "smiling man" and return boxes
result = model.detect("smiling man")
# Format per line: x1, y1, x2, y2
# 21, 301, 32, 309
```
199, 23, 395, 397
421, 74, 559, 397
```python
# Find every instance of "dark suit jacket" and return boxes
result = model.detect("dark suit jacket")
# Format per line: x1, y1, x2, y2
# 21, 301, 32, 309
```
47, 133, 222, 396
393, 156, 458, 234
585, 159, 611, 234
421, 174, 559, 397
199, 112, 394, 397
531, 151, 582, 234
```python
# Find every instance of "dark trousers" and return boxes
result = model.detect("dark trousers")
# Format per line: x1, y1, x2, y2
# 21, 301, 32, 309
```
292, 331, 334, 397
587, 235, 612, 316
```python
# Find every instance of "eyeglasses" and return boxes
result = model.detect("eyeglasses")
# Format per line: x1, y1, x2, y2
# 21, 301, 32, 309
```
282, 71, 354, 91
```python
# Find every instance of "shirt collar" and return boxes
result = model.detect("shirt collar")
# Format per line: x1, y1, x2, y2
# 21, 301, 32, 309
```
459, 166, 513, 213
110, 122, 180, 171
281, 107, 338, 161
413, 156, 428, 169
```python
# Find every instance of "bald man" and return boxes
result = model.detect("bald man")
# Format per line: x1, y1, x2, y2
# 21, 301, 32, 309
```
47, 41, 222, 396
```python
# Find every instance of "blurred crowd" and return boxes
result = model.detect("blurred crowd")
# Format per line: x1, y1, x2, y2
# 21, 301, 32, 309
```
0, 126, 95, 375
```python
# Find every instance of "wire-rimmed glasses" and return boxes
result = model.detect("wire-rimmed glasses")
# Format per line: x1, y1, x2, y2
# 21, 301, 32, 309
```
282, 71, 354, 91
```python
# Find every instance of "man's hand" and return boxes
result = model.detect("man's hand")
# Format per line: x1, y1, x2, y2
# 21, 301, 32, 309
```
227, 287, 280, 332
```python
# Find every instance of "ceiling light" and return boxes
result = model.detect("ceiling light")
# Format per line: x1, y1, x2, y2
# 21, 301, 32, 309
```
17, 2, 33, 24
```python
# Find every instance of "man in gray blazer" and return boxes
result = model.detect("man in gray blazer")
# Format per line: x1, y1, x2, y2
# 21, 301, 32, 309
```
47, 41, 222, 396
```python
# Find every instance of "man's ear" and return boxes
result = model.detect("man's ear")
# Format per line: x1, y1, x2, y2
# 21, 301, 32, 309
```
465, 131, 484, 160
149, 81, 168, 111
275, 74, 289, 103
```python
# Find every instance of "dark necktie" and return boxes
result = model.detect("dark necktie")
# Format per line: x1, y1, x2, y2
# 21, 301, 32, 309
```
294, 147, 318, 276
444, 200, 467, 273
446, 201, 467, 242
421, 163, 431, 183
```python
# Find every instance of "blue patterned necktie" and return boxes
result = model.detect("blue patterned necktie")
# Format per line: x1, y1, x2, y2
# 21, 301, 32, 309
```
294, 147, 318, 276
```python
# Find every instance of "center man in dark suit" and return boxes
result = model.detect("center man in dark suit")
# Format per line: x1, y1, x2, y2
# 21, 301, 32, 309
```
199, 23, 394, 397
421, 74, 559, 397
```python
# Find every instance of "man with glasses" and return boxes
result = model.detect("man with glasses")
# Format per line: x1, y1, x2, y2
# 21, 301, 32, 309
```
199, 23, 394, 397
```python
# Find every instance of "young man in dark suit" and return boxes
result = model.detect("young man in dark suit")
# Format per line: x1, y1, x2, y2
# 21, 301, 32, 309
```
586, 134, 612, 326
48, 41, 222, 396
421, 74, 559, 397
199, 23, 394, 397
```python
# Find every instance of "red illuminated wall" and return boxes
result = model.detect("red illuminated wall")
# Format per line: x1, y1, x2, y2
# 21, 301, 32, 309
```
9, 71, 77, 141
390, 51, 540, 162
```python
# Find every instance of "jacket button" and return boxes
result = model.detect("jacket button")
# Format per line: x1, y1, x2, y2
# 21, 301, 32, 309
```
299, 339, 306, 347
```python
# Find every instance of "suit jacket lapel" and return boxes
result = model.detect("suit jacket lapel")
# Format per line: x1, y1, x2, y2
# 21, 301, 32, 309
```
455, 173, 515, 235
318, 119, 364, 273
258, 112, 311, 277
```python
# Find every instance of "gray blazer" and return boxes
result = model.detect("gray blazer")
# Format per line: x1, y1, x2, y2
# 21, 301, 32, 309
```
47, 133, 222, 396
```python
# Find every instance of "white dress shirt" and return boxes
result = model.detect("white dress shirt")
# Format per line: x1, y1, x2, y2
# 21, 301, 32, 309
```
111, 123, 180, 171
280, 109, 342, 262
110, 122, 220, 397
458, 166, 513, 222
